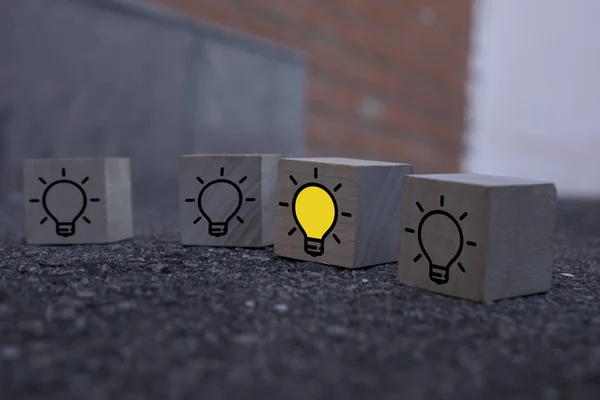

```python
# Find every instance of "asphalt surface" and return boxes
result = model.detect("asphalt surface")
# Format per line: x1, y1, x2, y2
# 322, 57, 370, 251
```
1, 196, 600, 400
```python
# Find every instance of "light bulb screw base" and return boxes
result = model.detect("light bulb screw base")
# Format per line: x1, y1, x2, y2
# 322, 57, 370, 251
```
304, 238, 324, 257
208, 222, 228, 237
56, 222, 75, 237
429, 264, 450, 285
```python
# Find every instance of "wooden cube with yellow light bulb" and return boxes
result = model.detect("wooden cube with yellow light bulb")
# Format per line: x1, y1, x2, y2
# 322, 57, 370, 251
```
274, 158, 413, 268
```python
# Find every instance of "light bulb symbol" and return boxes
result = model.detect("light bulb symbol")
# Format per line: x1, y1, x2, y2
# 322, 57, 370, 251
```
418, 210, 463, 284
293, 183, 337, 256
199, 179, 241, 236
43, 180, 86, 237
278, 166, 353, 257
404, 195, 477, 285
184, 166, 256, 237
29, 168, 101, 237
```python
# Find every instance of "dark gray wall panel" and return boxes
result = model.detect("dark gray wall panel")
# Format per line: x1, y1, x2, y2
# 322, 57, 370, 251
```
194, 42, 306, 154
0, 0, 307, 207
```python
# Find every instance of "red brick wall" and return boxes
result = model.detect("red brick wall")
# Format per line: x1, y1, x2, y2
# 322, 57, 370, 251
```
151, 0, 473, 172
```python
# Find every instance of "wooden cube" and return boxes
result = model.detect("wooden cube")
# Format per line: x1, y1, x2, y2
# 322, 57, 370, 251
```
23, 157, 133, 244
274, 157, 413, 268
179, 154, 282, 247
397, 174, 557, 301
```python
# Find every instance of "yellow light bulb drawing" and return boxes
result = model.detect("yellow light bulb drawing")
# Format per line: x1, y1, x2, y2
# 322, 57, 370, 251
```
278, 166, 353, 257
292, 183, 338, 256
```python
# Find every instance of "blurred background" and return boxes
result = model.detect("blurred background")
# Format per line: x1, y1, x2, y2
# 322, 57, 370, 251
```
1, 0, 598, 208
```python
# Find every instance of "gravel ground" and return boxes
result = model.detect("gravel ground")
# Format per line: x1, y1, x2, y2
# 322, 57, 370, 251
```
1, 197, 600, 400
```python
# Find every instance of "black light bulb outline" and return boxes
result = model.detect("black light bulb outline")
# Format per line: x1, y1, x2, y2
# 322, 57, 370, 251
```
184, 166, 257, 237
417, 209, 463, 284
28, 167, 101, 237
404, 195, 477, 285
43, 179, 87, 237
198, 179, 242, 237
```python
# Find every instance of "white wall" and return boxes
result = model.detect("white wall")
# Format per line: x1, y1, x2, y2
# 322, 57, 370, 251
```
464, 0, 600, 197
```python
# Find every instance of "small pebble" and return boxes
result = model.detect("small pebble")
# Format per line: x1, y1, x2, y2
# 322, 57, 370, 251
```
204, 332, 219, 344
19, 320, 45, 334
274, 304, 288, 313
40, 258, 63, 268
0, 345, 21, 360
361, 278, 369, 283
58, 306, 78, 320
30, 355, 52, 368
76, 290, 96, 298
149, 263, 170, 274
73, 317, 87, 331
245, 300, 256, 308
117, 301, 135, 311
561, 273, 575, 278
326, 325, 347, 337
233, 334, 259, 345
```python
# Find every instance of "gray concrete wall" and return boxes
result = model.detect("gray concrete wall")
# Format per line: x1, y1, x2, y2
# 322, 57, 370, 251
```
0, 0, 307, 207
